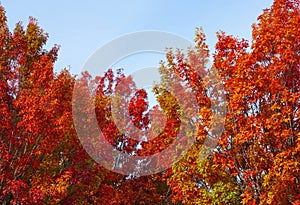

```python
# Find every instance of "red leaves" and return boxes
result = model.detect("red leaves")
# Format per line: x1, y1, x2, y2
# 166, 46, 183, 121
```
30, 187, 45, 204
2, 180, 29, 204
7, 180, 28, 195
128, 89, 149, 130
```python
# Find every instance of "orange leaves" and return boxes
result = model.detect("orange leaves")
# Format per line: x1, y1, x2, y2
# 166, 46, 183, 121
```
50, 170, 72, 198
241, 188, 256, 205
165, 1, 300, 204
261, 148, 300, 204
216, 1, 300, 204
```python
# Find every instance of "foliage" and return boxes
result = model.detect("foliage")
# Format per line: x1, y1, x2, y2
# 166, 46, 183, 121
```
0, 0, 299, 204
162, 0, 300, 204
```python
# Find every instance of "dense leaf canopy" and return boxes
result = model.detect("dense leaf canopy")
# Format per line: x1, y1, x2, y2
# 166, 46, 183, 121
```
0, 0, 299, 204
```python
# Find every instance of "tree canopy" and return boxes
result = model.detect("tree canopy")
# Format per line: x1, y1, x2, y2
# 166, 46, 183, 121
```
0, 0, 299, 204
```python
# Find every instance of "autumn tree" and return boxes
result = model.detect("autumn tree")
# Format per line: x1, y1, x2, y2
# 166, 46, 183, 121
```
0, 5, 110, 204
73, 67, 183, 204
0, 5, 65, 203
156, 28, 237, 205
161, 0, 300, 204
0, 6, 174, 204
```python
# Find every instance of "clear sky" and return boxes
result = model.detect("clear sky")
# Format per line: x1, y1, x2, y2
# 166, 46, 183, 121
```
0, 1, 273, 75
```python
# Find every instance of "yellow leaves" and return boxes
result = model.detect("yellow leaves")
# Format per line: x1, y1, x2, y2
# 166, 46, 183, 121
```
270, 102, 280, 111
53, 170, 72, 194
266, 192, 275, 204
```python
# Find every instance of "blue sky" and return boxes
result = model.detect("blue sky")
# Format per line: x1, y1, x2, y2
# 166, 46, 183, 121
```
1, 1, 273, 75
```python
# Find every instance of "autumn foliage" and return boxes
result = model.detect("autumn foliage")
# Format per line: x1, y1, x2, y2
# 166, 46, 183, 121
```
0, 0, 300, 204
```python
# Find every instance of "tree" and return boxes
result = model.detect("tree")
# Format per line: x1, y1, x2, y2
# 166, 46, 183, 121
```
162, 0, 300, 204
0, 6, 172, 203
0, 5, 66, 203
0, 6, 108, 204
73, 68, 179, 204
156, 28, 239, 205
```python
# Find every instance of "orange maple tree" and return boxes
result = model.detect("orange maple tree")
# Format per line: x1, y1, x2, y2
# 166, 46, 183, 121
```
163, 0, 300, 204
